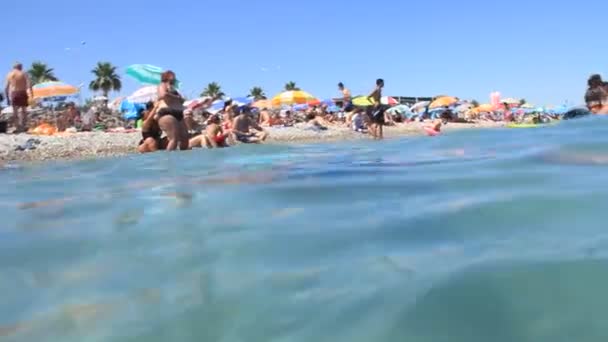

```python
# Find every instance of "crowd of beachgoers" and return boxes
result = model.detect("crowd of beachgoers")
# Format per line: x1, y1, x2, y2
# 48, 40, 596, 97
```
2, 63, 607, 163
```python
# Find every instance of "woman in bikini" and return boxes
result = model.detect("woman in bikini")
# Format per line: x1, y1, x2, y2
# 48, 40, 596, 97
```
138, 102, 168, 153
156, 71, 189, 150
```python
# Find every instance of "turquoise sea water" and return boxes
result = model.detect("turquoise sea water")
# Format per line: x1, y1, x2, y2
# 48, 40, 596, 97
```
2, 117, 608, 341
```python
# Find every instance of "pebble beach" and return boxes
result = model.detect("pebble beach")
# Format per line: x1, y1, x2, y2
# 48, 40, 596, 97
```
0, 121, 504, 163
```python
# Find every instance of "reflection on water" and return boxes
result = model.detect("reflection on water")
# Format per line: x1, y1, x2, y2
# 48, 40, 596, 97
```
2, 117, 608, 341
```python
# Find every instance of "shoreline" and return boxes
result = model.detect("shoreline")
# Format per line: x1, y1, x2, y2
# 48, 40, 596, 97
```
0, 121, 505, 164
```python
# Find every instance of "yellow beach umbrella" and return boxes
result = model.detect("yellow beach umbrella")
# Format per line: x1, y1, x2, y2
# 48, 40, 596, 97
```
32, 81, 79, 99
429, 96, 458, 109
271, 90, 316, 106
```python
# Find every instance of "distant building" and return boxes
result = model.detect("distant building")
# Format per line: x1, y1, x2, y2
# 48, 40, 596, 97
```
390, 96, 434, 106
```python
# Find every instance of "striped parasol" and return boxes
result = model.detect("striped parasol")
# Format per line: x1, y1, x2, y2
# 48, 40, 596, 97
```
271, 90, 316, 106
32, 81, 79, 99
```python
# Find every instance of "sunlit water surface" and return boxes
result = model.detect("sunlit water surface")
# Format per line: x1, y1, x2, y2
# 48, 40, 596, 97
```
2, 117, 608, 342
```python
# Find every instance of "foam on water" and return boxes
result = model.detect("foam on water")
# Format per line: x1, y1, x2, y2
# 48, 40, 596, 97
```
2, 117, 608, 341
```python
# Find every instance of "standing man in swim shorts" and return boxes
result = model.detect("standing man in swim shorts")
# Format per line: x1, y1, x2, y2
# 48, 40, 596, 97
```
338, 82, 353, 112
367, 78, 385, 139
5, 63, 33, 133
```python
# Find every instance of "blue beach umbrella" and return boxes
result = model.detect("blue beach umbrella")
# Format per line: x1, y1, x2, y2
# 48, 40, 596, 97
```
208, 97, 253, 113
125, 64, 180, 87
119, 100, 145, 120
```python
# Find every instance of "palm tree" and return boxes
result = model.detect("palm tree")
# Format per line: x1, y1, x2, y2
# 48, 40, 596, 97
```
28, 62, 58, 85
284, 81, 299, 91
201, 82, 225, 99
519, 98, 527, 106
248, 86, 266, 100
471, 100, 480, 107
89, 62, 122, 98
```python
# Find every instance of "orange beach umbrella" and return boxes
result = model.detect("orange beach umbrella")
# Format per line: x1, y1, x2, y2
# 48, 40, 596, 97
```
429, 96, 458, 109
32, 81, 79, 99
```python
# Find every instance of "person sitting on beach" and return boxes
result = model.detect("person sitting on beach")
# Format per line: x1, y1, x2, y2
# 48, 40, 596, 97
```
304, 109, 328, 130
585, 86, 608, 115
155, 70, 189, 150
259, 108, 271, 126
138, 102, 168, 153
319, 104, 338, 124
81, 105, 98, 131
232, 107, 268, 143
56, 102, 78, 132
351, 111, 367, 133
259, 108, 283, 127
189, 114, 229, 148
345, 107, 361, 126
65, 102, 80, 128
224, 99, 238, 118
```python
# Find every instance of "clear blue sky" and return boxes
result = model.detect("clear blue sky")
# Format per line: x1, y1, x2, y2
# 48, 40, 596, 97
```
2, 0, 605, 106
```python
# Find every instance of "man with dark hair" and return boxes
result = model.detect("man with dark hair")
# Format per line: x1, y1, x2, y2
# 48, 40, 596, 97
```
5, 62, 33, 132
232, 106, 268, 143
367, 78, 385, 139
587, 74, 608, 93
585, 87, 608, 115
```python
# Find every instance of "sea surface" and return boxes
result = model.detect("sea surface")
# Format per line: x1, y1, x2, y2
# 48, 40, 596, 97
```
2, 117, 608, 342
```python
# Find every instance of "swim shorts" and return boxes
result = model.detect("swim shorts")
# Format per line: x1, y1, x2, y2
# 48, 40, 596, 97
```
370, 105, 387, 125
10, 90, 28, 107
234, 132, 256, 143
